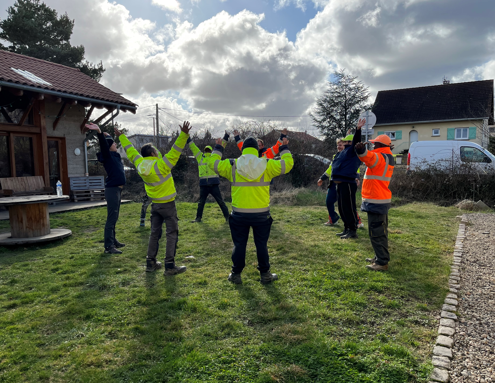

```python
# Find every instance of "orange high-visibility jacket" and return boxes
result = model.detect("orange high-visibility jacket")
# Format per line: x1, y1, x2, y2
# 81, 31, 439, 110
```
234, 136, 282, 159
357, 146, 395, 214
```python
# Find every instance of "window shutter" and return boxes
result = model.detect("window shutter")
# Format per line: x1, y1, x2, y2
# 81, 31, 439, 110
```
447, 128, 455, 140
395, 130, 402, 140
469, 127, 477, 139
377, 131, 384, 136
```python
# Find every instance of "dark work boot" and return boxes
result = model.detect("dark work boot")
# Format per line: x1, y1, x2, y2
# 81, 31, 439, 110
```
228, 273, 242, 284
146, 259, 162, 272
104, 247, 122, 254
260, 271, 278, 284
340, 230, 358, 239
336, 228, 349, 237
191, 218, 202, 223
114, 240, 126, 248
140, 218, 145, 227
164, 264, 187, 276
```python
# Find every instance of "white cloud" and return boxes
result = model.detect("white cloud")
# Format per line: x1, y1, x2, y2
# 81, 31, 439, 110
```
296, 0, 495, 94
151, 0, 183, 14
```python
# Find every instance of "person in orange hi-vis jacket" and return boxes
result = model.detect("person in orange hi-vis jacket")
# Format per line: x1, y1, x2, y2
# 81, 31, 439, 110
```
233, 128, 288, 159
355, 122, 395, 272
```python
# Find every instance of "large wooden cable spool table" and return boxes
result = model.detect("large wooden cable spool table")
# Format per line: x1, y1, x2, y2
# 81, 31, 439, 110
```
0, 195, 72, 245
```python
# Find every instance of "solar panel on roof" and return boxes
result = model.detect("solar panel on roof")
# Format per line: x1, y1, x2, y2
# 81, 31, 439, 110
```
10, 68, 52, 86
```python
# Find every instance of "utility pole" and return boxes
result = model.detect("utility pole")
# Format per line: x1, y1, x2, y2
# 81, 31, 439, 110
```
152, 117, 156, 145
155, 103, 159, 147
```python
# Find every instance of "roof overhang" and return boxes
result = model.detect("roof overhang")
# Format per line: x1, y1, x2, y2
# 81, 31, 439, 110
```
375, 117, 489, 127
0, 81, 137, 114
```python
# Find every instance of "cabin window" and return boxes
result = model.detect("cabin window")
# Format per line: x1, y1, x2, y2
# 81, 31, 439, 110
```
432, 129, 440, 136
14, 136, 35, 177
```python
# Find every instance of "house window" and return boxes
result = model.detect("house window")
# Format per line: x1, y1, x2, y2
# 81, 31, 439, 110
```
455, 128, 468, 140
384, 131, 396, 140
432, 129, 440, 137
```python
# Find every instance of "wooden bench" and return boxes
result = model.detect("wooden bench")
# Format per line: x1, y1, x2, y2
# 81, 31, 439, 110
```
0, 176, 54, 197
70, 176, 105, 202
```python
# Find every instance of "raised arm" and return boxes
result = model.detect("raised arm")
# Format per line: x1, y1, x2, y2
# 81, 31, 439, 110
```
86, 123, 110, 160
209, 138, 234, 181
160, 121, 191, 169
265, 137, 293, 178
234, 130, 243, 151
188, 139, 202, 162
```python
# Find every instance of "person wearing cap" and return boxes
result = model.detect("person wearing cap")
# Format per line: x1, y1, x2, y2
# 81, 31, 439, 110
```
188, 132, 230, 223
317, 138, 364, 228
233, 128, 288, 159
328, 126, 363, 239
117, 121, 192, 276
355, 127, 395, 271
86, 123, 126, 254
209, 135, 293, 284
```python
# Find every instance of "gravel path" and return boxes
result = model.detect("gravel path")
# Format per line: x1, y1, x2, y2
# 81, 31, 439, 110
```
450, 213, 495, 383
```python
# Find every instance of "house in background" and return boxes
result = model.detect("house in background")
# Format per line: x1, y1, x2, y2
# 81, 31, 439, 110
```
0, 50, 137, 194
371, 80, 494, 154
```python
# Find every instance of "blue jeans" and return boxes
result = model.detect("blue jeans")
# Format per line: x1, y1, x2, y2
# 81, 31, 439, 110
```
325, 182, 339, 223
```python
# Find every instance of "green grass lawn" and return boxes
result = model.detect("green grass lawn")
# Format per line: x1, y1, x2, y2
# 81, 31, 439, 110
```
0, 200, 459, 382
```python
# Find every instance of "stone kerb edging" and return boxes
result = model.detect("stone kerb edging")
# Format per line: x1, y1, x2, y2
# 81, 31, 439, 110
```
429, 214, 468, 383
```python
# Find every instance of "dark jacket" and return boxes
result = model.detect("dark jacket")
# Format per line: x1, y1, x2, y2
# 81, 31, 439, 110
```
330, 129, 362, 183
96, 133, 126, 188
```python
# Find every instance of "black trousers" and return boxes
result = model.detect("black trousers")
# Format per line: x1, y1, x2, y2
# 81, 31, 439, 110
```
337, 182, 358, 231
367, 212, 390, 265
196, 184, 229, 220
228, 212, 273, 274
104, 186, 122, 249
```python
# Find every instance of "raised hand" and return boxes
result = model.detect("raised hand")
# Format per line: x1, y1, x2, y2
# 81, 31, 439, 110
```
233, 130, 240, 136
85, 123, 101, 133
317, 179, 323, 187
114, 127, 123, 137
355, 142, 365, 151
281, 128, 288, 135
356, 118, 366, 130
180, 121, 192, 134
216, 137, 223, 145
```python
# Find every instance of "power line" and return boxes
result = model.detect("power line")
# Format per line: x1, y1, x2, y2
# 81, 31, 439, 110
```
158, 106, 312, 119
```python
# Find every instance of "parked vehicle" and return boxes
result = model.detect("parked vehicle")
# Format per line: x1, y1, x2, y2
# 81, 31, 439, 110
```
407, 141, 495, 173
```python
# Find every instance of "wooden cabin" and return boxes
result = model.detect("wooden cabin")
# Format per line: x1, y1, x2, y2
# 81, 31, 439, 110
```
0, 50, 137, 195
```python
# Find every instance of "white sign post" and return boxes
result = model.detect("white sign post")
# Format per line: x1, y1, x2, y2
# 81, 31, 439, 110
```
359, 110, 377, 143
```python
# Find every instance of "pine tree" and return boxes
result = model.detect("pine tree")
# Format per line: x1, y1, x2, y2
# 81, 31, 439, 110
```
0, 0, 105, 81
311, 69, 370, 143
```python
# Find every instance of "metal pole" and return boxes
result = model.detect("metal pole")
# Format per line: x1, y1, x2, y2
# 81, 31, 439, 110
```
155, 104, 159, 146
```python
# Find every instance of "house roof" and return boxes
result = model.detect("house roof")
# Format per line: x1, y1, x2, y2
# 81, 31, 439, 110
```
271, 129, 321, 142
372, 80, 494, 126
0, 50, 137, 112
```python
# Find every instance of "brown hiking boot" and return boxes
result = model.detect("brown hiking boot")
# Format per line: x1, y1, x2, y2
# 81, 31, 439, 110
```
366, 263, 388, 271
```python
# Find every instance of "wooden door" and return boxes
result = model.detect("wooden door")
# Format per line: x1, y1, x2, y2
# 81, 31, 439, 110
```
47, 137, 69, 195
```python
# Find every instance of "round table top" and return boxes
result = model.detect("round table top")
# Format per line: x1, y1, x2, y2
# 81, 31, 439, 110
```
0, 195, 70, 206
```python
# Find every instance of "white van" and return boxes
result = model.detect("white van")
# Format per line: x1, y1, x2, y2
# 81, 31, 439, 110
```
407, 141, 495, 173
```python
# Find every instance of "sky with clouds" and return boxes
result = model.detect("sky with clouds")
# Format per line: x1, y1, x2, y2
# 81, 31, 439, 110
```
2, 0, 494, 136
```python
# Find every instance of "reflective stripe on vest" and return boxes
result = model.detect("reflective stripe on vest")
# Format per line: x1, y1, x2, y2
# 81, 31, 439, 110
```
280, 149, 291, 156
124, 144, 133, 151
195, 151, 202, 160
212, 149, 222, 157
362, 198, 392, 204
369, 153, 379, 169
365, 154, 391, 181
173, 144, 183, 153
132, 154, 143, 164
162, 156, 174, 169
151, 192, 177, 201
232, 206, 270, 213
280, 159, 286, 175
145, 163, 173, 186
364, 175, 392, 181
200, 175, 219, 179
214, 159, 220, 173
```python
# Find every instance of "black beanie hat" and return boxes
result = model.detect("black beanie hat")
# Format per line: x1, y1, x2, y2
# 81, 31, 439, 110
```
105, 136, 115, 147
242, 136, 259, 151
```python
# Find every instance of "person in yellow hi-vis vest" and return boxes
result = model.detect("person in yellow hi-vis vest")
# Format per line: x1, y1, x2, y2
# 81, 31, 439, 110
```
115, 121, 192, 275
209, 136, 293, 284
188, 131, 230, 223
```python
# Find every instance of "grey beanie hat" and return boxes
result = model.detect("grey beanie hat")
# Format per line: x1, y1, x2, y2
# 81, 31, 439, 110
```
242, 136, 259, 151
